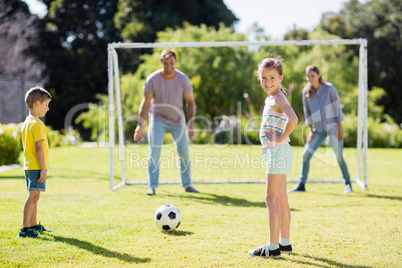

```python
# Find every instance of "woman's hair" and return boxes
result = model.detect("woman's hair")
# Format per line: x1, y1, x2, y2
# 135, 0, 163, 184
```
25, 86, 52, 109
257, 57, 287, 96
305, 65, 325, 99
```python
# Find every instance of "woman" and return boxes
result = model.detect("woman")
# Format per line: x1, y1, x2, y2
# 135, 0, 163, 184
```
289, 65, 353, 194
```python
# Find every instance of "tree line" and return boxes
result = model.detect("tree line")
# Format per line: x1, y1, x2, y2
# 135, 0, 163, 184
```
1, 0, 401, 134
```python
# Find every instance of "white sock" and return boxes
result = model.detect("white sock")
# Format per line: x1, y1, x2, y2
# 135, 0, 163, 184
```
268, 243, 279, 250
279, 238, 290, 246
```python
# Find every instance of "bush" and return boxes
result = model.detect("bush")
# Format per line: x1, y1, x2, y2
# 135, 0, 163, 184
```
0, 123, 22, 166
47, 127, 80, 147
343, 114, 402, 148
343, 115, 358, 148
289, 123, 306, 146
0, 122, 77, 167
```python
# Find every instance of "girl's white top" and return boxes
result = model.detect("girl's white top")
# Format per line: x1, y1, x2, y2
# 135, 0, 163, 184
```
259, 94, 290, 149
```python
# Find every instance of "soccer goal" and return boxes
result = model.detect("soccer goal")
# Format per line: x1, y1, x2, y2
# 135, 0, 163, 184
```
107, 39, 368, 191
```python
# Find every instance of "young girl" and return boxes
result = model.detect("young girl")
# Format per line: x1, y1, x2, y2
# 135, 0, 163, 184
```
248, 58, 298, 258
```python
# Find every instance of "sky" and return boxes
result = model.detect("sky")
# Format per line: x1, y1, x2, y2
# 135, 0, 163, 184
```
24, 0, 362, 39
223, 0, 356, 39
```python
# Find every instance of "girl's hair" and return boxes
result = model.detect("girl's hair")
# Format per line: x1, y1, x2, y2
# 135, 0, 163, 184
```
25, 86, 52, 109
257, 57, 287, 96
305, 65, 325, 99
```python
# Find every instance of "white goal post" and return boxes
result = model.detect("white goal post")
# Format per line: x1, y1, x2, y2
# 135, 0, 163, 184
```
107, 39, 368, 191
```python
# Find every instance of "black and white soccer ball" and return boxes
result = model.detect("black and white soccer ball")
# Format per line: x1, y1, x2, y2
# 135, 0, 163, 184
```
154, 204, 182, 232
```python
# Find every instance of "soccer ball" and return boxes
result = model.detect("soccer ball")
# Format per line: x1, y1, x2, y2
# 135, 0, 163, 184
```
154, 204, 182, 232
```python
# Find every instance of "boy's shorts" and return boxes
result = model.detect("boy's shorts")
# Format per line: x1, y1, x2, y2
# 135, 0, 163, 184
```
263, 144, 293, 174
25, 170, 46, 192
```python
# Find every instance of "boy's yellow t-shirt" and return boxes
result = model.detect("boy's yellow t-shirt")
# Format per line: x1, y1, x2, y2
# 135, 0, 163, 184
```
21, 115, 50, 170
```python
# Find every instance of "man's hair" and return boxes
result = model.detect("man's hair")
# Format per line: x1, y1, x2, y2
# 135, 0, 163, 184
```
160, 49, 176, 62
25, 86, 52, 109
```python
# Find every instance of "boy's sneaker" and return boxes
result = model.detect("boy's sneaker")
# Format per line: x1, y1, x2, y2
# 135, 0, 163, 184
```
279, 244, 293, 253
34, 222, 52, 232
18, 228, 39, 238
248, 245, 281, 258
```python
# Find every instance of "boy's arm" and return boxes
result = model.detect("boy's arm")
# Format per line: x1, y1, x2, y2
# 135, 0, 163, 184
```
35, 140, 47, 183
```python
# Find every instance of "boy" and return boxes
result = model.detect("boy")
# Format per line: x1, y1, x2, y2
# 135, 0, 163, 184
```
18, 86, 52, 238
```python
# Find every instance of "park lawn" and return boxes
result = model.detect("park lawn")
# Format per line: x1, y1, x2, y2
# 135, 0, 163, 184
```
0, 145, 401, 267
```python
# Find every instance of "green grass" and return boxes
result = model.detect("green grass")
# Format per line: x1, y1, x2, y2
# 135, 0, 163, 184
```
0, 145, 401, 267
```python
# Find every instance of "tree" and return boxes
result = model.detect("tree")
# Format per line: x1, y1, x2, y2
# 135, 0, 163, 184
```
121, 24, 257, 127
319, 0, 402, 124
77, 24, 260, 142
34, 0, 238, 130
114, 0, 239, 72
256, 27, 360, 125
283, 25, 309, 42
115, 0, 238, 43
0, 0, 45, 80
34, 0, 122, 130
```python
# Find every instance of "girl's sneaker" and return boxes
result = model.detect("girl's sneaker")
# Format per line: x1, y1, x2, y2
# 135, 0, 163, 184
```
18, 228, 39, 238
248, 245, 281, 258
279, 244, 293, 253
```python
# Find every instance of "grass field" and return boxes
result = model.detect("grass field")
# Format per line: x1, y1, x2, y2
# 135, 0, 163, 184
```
0, 145, 401, 267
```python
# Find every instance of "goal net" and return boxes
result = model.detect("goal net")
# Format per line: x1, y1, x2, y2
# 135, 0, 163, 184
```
107, 39, 368, 191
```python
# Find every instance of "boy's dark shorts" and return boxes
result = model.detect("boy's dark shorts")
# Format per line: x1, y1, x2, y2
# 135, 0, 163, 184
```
25, 170, 46, 192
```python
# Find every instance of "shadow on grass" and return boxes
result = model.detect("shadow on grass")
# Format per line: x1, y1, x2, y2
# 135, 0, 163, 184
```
360, 193, 402, 202
166, 192, 266, 208
324, 191, 402, 202
167, 192, 300, 211
41, 234, 150, 264
160, 230, 194, 236
289, 253, 373, 268
0, 176, 25, 179
48, 168, 109, 180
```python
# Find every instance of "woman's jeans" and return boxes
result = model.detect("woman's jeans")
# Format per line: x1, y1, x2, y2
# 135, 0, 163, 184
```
299, 126, 351, 185
147, 119, 191, 188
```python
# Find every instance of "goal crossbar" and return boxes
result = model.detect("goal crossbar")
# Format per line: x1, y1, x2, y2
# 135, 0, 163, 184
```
109, 39, 366, 49
107, 39, 368, 191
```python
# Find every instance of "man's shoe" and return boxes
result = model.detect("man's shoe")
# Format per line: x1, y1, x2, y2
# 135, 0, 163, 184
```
248, 245, 281, 258
279, 244, 292, 253
18, 228, 39, 238
34, 222, 52, 233
344, 184, 353, 194
146, 188, 156, 195
288, 183, 306, 192
184, 186, 199, 193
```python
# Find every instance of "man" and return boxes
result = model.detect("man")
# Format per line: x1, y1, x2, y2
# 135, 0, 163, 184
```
133, 49, 199, 195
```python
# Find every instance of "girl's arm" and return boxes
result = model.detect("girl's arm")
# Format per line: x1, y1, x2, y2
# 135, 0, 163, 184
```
268, 94, 298, 143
